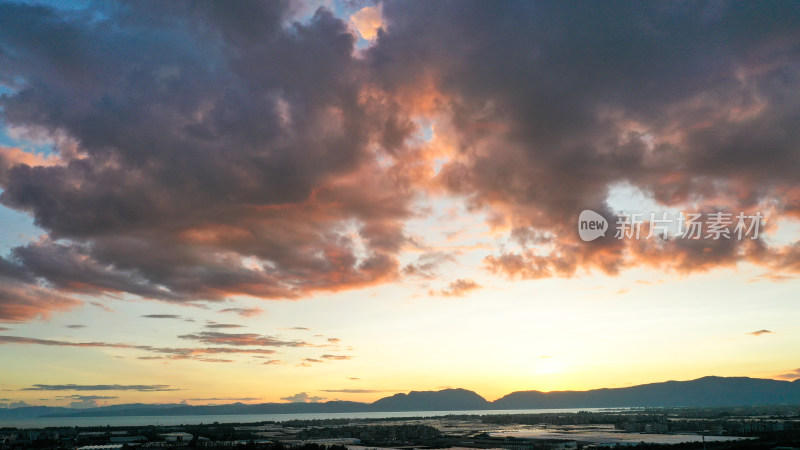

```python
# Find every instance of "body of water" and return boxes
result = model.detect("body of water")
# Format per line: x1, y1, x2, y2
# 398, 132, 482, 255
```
1, 408, 609, 429
492, 426, 753, 445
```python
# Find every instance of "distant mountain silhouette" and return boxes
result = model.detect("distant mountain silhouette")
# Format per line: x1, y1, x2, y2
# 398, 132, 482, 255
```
3, 376, 798, 419
493, 376, 800, 409
371, 388, 490, 411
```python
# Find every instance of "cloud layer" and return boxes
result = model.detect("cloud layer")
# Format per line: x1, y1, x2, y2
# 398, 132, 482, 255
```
0, 0, 415, 321
0, 1, 799, 321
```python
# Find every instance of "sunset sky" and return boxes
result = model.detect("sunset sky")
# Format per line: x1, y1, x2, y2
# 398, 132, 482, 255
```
1, 0, 800, 409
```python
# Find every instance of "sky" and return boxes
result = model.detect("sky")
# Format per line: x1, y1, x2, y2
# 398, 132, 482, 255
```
1, 0, 800, 409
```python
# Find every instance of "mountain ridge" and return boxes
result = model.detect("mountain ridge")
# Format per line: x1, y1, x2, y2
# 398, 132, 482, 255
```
2, 376, 799, 420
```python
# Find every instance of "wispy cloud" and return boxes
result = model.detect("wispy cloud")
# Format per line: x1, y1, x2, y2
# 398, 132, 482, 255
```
60, 395, 118, 400
205, 322, 244, 329
219, 307, 263, 318
141, 314, 182, 319
774, 369, 800, 381
0, 335, 276, 362
321, 389, 397, 394
179, 331, 309, 347
435, 279, 482, 297
747, 329, 774, 336
748, 273, 796, 283
23, 384, 178, 392
66, 325, 85, 329
321, 354, 353, 360
89, 302, 113, 313
403, 251, 457, 279
57, 394, 117, 408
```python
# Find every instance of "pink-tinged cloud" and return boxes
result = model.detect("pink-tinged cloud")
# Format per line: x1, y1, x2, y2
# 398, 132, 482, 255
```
350, 5, 383, 41
0, 147, 59, 183
219, 307, 264, 318
0, 277, 82, 322
435, 279, 481, 297
374, 1, 800, 281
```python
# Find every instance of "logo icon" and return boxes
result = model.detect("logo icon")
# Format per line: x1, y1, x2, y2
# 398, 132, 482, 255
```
578, 210, 608, 241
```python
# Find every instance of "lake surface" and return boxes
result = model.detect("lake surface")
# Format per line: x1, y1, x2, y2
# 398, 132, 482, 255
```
492, 425, 753, 445
1, 408, 610, 429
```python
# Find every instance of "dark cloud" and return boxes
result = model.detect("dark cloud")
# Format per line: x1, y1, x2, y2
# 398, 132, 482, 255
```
142, 314, 182, 319
66, 324, 85, 329
188, 397, 260, 402
23, 384, 178, 392
369, 0, 800, 279
0, 0, 415, 320
747, 329, 774, 336
0, 0, 798, 323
